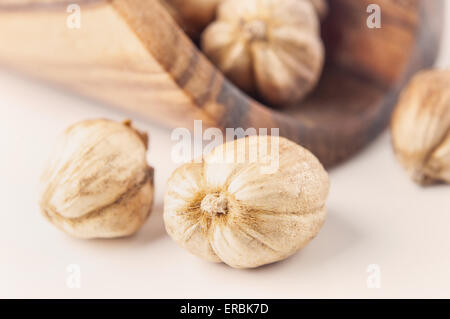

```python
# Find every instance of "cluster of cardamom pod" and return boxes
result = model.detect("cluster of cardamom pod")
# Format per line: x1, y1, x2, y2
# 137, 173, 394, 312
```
39, 0, 333, 269
39, 119, 329, 268
38, 1, 449, 272
162, 0, 328, 108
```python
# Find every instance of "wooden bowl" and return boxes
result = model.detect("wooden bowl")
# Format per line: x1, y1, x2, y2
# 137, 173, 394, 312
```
0, 0, 444, 166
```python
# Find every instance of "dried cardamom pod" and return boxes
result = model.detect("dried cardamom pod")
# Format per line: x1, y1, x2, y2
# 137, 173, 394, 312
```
391, 70, 450, 185
164, 135, 329, 268
201, 0, 325, 108
39, 119, 154, 238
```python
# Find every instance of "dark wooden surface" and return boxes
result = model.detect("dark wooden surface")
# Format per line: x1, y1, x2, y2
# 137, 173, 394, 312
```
0, 0, 444, 167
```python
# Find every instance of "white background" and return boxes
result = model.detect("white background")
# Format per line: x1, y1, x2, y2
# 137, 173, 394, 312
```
1, 4, 450, 298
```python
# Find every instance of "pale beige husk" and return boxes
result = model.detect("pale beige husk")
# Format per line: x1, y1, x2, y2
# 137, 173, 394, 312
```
39, 119, 154, 238
391, 69, 450, 185
164, 135, 329, 268
201, 0, 324, 108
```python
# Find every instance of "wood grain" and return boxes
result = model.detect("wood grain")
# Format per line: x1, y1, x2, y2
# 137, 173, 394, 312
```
0, 0, 444, 166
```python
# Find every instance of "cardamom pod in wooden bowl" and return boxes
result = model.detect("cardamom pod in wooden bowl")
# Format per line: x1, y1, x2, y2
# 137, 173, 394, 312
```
0, 0, 444, 166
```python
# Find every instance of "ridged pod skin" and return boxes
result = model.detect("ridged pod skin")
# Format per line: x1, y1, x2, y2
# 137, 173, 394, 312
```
39, 119, 154, 239
164, 135, 329, 268
201, 0, 324, 108
391, 70, 450, 185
